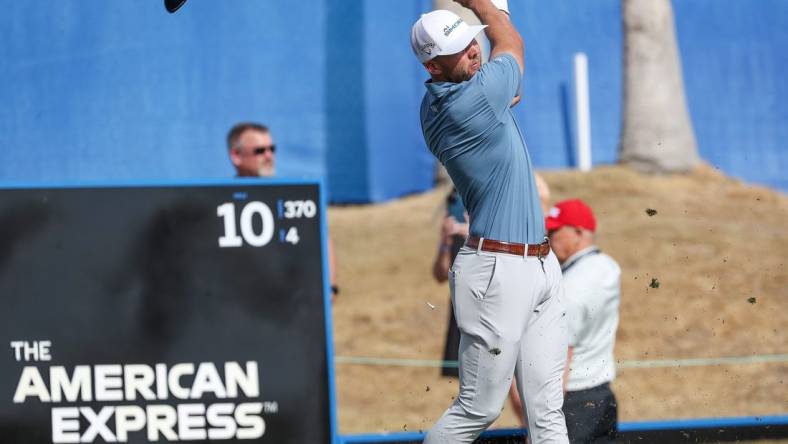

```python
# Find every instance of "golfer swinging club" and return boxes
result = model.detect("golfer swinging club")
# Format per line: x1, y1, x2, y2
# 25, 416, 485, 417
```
411, 0, 569, 442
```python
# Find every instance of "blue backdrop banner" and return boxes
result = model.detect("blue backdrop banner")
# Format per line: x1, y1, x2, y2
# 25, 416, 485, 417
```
1, 1, 786, 201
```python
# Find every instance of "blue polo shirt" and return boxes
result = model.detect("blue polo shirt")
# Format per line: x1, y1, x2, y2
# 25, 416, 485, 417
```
420, 54, 544, 245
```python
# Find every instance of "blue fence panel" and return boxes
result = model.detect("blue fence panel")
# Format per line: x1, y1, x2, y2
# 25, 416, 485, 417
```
363, 0, 436, 203
0, 0, 434, 203
513, 0, 623, 170
1, 1, 786, 201
0, 1, 328, 184
327, 0, 435, 203
674, 0, 788, 191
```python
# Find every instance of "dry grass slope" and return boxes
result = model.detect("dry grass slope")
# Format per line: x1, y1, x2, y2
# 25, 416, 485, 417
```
328, 165, 787, 434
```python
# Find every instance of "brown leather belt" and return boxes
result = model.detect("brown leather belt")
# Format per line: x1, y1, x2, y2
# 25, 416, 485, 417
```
466, 235, 550, 257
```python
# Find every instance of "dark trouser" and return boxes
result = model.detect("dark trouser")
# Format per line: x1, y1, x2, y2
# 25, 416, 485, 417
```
440, 235, 466, 378
562, 382, 618, 444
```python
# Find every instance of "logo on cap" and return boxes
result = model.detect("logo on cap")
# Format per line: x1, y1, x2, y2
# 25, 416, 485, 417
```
443, 18, 463, 36
421, 42, 436, 55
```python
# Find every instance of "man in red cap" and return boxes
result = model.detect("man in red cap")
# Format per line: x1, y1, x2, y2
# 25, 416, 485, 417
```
546, 199, 621, 443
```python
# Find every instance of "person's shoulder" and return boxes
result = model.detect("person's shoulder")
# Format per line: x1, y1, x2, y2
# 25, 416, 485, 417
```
595, 252, 621, 274
579, 252, 621, 291
490, 53, 519, 66
424, 81, 471, 107
578, 250, 619, 268
478, 53, 519, 77
430, 80, 487, 122
471, 54, 521, 112
420, 87, 445, 123
567, 251, 620, 281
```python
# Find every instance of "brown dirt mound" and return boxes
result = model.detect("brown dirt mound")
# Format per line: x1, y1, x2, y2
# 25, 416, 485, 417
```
328, 165, 788, 434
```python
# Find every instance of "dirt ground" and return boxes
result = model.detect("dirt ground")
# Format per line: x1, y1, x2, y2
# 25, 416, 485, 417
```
328, 165, 787, 435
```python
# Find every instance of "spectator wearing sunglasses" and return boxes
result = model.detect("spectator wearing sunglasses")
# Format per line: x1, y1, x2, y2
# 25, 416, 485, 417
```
226, 122, 339, 302
227, 122, 277, 177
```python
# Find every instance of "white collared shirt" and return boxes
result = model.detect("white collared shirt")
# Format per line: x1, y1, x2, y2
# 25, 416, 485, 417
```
562, 246, 621, 391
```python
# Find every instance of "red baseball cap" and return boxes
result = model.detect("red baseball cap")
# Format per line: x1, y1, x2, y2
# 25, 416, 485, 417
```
545, 199, 596, 233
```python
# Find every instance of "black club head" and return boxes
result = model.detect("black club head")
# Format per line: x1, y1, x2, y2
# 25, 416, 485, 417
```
164, 0, 188, 13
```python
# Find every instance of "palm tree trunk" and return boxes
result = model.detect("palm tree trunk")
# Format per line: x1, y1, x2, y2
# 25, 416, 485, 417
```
620, 0, 700, 173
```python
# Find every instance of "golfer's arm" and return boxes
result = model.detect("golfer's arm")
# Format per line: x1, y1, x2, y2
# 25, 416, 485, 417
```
466, 0, 524, 73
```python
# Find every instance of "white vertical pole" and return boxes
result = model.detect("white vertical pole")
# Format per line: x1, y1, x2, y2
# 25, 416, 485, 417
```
574, 52, 592, 172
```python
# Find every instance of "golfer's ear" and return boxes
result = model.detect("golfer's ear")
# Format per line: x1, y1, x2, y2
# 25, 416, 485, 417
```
425, 60, 442, 76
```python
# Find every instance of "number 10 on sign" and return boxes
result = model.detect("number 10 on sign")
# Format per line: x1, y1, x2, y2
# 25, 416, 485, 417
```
216, 201, 275, 247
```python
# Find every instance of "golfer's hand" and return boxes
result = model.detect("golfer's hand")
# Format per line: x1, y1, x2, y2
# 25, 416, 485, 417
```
441, 216, 469, 239
510, 95, 521, 108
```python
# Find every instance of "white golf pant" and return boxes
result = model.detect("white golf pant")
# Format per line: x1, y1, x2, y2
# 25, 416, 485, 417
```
425, 246, 569, 444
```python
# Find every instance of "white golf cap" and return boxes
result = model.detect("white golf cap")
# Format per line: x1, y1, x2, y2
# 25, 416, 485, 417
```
411, 10, 487, 64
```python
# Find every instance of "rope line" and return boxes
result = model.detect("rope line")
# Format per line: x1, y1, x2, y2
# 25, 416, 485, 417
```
334, 353, 788, 370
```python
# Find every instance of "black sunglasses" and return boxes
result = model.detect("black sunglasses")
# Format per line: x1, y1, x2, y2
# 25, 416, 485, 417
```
252, 145, 276, 155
